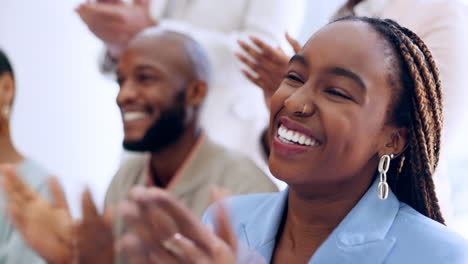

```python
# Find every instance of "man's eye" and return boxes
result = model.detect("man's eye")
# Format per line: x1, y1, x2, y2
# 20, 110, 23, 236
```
138, 74, 156, 82
284, 73, 304, 83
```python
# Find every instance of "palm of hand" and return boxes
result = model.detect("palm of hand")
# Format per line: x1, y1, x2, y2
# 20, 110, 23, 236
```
18, 196, 74, 263
2, 166, 115, 264
76, 1, 156, 58
1, 167, 75, 264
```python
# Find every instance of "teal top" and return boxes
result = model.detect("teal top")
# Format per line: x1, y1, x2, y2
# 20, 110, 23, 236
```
0, 159, 48, 264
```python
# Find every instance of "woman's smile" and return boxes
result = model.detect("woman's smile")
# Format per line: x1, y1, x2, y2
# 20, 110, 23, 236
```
272, 116, 323, 156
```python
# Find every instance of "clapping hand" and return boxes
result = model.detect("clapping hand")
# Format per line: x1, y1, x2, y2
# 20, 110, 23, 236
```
0, 165, 114, 264
117, 186, 238, 264
76, 0, 157, 59
0, 165, 75, 264
236, 33, 301, 109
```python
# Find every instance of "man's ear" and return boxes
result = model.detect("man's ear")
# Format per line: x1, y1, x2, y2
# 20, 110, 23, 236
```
185, 80, 207, 107
0, 73, 15, 108
379, 126, 409, 158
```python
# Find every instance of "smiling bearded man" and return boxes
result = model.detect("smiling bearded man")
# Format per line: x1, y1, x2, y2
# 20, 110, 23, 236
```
106, 27, 277, 235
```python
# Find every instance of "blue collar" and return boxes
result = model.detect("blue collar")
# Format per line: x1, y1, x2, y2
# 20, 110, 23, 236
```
241, 178, 399, 263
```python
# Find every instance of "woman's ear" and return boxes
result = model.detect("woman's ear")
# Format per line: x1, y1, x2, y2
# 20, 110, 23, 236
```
0, 73, 15, 108
379, 126, 409, 158
185, 80, 207, 107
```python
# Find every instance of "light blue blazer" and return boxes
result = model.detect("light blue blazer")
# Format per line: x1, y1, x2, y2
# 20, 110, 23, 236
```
203, 178, 468, 263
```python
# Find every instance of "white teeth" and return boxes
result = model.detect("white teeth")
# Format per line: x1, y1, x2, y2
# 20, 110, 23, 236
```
292, 133, 300, 143
123, 112, 147, 121
277, 124, 319, 147
279, 126, 286, 136
299, 135, 306, 145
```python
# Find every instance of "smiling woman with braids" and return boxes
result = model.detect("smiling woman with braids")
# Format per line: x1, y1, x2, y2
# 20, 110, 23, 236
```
113, 16, 468, 264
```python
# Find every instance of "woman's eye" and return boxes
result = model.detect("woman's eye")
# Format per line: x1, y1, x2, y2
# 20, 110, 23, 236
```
284, 73, 304, 83
326, 89, 354, 101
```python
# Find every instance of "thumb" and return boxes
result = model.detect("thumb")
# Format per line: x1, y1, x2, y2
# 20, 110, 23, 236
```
49, 177, 70, 212
81, 188, 99, 220
103, 206, 115, 227
214, 203, 237, 252
209, 185, 232, 204
285, 32, 301, 53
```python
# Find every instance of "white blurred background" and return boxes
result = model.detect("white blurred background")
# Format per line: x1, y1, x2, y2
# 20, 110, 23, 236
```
1, 0, 467, 237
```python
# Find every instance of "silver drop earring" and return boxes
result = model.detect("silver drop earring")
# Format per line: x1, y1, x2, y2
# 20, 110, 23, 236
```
378, 154, 394, 200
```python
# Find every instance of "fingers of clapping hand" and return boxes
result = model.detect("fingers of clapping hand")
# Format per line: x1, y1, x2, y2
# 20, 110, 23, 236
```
81, 188, 99, 220
235, 53, 278, 82
116, 233, 151, 264
49, 177, 69, 211
119, 201, 177, 263
134, 188, 219, 250
240, 69, 265, 89
237, 39, 264, 62
285, 32, 301, 53
214, 204, 237, 252
161, 232, 208, 263
75, 189, 115, 264
1, 165, 35, 204
120, 187, 237, 264
236, 52, 260, 72
76, 2, 124, 23
120, 199, 164, 248
248, 36, 288, 65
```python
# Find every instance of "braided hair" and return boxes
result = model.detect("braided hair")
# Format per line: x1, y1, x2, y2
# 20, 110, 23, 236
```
334, 17, 445, 224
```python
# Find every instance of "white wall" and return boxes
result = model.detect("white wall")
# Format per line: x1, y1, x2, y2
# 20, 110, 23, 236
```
0, 0, 123, 215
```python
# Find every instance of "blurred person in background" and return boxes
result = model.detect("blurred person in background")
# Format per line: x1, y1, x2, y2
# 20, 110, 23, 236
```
75, 0, 305, 189
0, 29, 277, 264
237, 0, 468, 223
106, 29, 276, 219
0, 50, 49, 263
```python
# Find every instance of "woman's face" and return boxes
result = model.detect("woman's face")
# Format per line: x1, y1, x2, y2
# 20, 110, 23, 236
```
269, 21, 402, 193
0, 72, 14, 123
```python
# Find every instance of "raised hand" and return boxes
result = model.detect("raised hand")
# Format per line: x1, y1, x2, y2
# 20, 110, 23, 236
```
75, 0, 157, 59
0, 165, 74, 264
0, 165, 115, 264
236, 33, 301, 109
74, 189, 114, 264
117, 186, 237, 264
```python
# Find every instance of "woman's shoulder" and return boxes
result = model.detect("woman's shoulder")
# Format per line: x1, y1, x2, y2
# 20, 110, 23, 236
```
387, 202, 468, 263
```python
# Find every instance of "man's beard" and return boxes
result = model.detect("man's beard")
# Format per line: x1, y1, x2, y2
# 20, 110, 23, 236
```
123, 96, 186, 153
